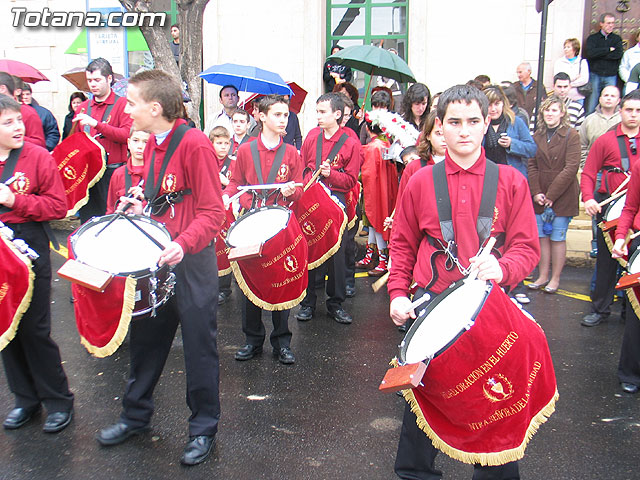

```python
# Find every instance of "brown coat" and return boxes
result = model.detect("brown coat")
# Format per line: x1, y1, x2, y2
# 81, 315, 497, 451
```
514, 79, 547, 118
529, 126, 581, 217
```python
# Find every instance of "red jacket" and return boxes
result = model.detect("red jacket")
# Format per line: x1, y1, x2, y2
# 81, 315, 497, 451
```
74, 91, 132, 165
581, 124, 640, 201
106, 160, 145, 215
300, 127, 361, 193
0, 142, 67, 224
397, 156, 434, 206
143, 119, 224, 254
227, 135, 303, 210
388, 151, 540, 300
21, 104, 46, 149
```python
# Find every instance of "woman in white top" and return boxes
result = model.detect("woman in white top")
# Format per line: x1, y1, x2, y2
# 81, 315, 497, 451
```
553, 38, 589, 103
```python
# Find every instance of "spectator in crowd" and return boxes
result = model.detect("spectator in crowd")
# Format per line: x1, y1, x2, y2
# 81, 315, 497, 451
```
514, 62, 547, 117
530, 72, 585, 133
247, 98, 261, 137
429, 92, 441, 112
528, 96, 581, 294
283, 95, 302, 150
619, 29, 640, 87
0, 72, 45, 148
170, 24, 180, 65
624, 62, 640, 94
209, 85, 239, 137
62, 92, 86, 140
400, 83, 431, 131
483, 85, 537, 178
21, 84, 59, 151
584, 12, 624, 114
554, 38, 590, 104
501, 83, 530, 125
474, 74, 491, 88
333, 82, 360, 131
323, 45, 352, 93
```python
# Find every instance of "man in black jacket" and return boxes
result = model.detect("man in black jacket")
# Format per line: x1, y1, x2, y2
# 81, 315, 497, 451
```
584, 12, 624, 115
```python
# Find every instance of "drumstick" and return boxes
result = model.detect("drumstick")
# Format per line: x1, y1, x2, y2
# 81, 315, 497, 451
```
598, 188, 627, 208
383, 209, 396, 232
237, 183, 303, 190
304, 168, 322, 191
371, 271, 390, 292
629, 230, 640, 241
610, 174, 631, 198
404, 291, 432, 315
121, 214, 166, 250
466, 237, 497, 282
2, 174, 19, 186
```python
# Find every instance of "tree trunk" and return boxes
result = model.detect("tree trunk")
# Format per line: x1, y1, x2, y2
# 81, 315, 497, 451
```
119, 0, 210, 127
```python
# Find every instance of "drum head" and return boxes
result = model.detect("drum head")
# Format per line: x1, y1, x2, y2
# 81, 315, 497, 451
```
628, 247, 640, 274
226, 206, 290, 248
400, 279, 492, 365
72, 215, 171, 275
605, 194, 626, 222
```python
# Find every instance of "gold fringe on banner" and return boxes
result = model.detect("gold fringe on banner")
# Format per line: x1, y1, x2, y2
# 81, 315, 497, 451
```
626, 286, 640, 319
80, 276, 136, 358
217, 265, 232, 277
231, 261, 306, 311
0, 237, 35, 352
599, 222, 627, 268
308, 211, 348, 270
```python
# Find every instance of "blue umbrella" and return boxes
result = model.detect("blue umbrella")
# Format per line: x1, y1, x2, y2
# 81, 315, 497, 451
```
199, 63, 293, 96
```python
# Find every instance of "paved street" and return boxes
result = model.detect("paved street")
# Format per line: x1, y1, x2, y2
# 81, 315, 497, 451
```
1, 229, 639, 479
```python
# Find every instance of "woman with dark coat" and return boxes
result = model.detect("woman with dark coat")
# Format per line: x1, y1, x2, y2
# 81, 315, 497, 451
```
528, 95, 581, 293
62, 92, 87, 139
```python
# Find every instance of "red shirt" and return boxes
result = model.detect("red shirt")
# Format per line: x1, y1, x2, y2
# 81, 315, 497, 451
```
143, 119, 224, 254
227, 135, 303, 210
397, 156, 434, 206
75, 91, 132, 165
0, 142, 66, 224
581, 124, 640, 201
301, 127, 361, 193
21, 104, 46, 149
388, 151, 540, 300
106, 160, 145, 215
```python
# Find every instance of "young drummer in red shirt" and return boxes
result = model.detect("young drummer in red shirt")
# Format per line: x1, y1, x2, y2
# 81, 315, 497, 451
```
96, 70, 224, 467
106, 128, 150, 214
224, 95, 303, 365
388, 85, 539, 480
0, 96, 74, 434
296, 92, 361, 324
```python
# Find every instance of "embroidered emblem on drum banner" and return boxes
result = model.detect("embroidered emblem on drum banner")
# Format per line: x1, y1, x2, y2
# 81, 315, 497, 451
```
276, 164, 289, 182
13, 174, 30, 194
283, 254, 299, 273
483, 374, 513, 402
162, 174, 177, 192
63, 165, 77, 180
491, 207, 499, 231
301, 221, 316, 236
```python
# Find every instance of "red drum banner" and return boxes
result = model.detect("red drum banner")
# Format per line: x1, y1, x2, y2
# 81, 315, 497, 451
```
52, 132, 106, 216
599, 221, 628, 268
216, 208, 236, 276
401, 283, 558, 466
346, 181, 360, 229
231, 212, 308, 311
292, 183, 347, 270
0, 236, 34, 351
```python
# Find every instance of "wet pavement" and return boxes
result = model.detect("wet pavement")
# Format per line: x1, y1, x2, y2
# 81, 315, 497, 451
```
1, 230, 639, 480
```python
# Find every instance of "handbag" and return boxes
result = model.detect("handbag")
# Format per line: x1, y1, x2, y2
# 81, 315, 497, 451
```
576, 60, 592, 97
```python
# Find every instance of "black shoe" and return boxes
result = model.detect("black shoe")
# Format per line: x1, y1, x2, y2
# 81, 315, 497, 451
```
328, 307, 352, 324
621, 382, 639, 394
295, 306, 314, 321
345, 284, 356, 298
581, 312, 608, 327
274, 347, 295, 365
43, 410, 73, 433
96, 421, 150, 446
218, 291, 230, 306
180, 435, 215, 466
234, 344, 262, 361
3, 406, 40, 430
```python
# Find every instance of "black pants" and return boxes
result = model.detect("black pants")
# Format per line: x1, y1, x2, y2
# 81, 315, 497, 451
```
395, 404, 520, 480
302, 231, 347, 313
79, 164, 119, 223
1, 223, 74, 413
120, 245, 220, 437
591, 213, 619, 315
219, 273, 232, 296
344, 220, 357, 289
242, 297, 291, 350
619, 237, 640, 387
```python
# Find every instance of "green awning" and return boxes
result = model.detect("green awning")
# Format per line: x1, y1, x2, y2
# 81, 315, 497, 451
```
65, 27, 149, 55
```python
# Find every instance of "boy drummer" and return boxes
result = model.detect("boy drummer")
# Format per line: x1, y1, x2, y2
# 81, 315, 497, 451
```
388, 85, 539, 479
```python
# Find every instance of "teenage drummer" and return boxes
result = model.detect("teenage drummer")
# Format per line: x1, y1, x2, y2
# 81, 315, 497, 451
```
106, 128, 150, 214
96, 70, 224, 467
296, 92, 362, 324
388, 85, 539, 479
224, 94, 303, 365
0, 96, 75, 434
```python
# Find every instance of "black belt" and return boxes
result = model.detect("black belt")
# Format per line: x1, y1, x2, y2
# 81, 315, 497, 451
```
106, 162, 126, 170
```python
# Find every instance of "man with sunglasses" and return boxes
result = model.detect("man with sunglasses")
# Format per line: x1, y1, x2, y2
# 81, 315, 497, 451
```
581, 89, 640, 327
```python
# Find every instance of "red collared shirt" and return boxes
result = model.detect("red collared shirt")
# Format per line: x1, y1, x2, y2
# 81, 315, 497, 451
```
106, 160, 145, 215
388, 150, 540, 299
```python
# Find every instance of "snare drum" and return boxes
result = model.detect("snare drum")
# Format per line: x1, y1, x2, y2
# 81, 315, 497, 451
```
601, 193, 627, 232
227, 206, 308, 310
71, 214, 174, 317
